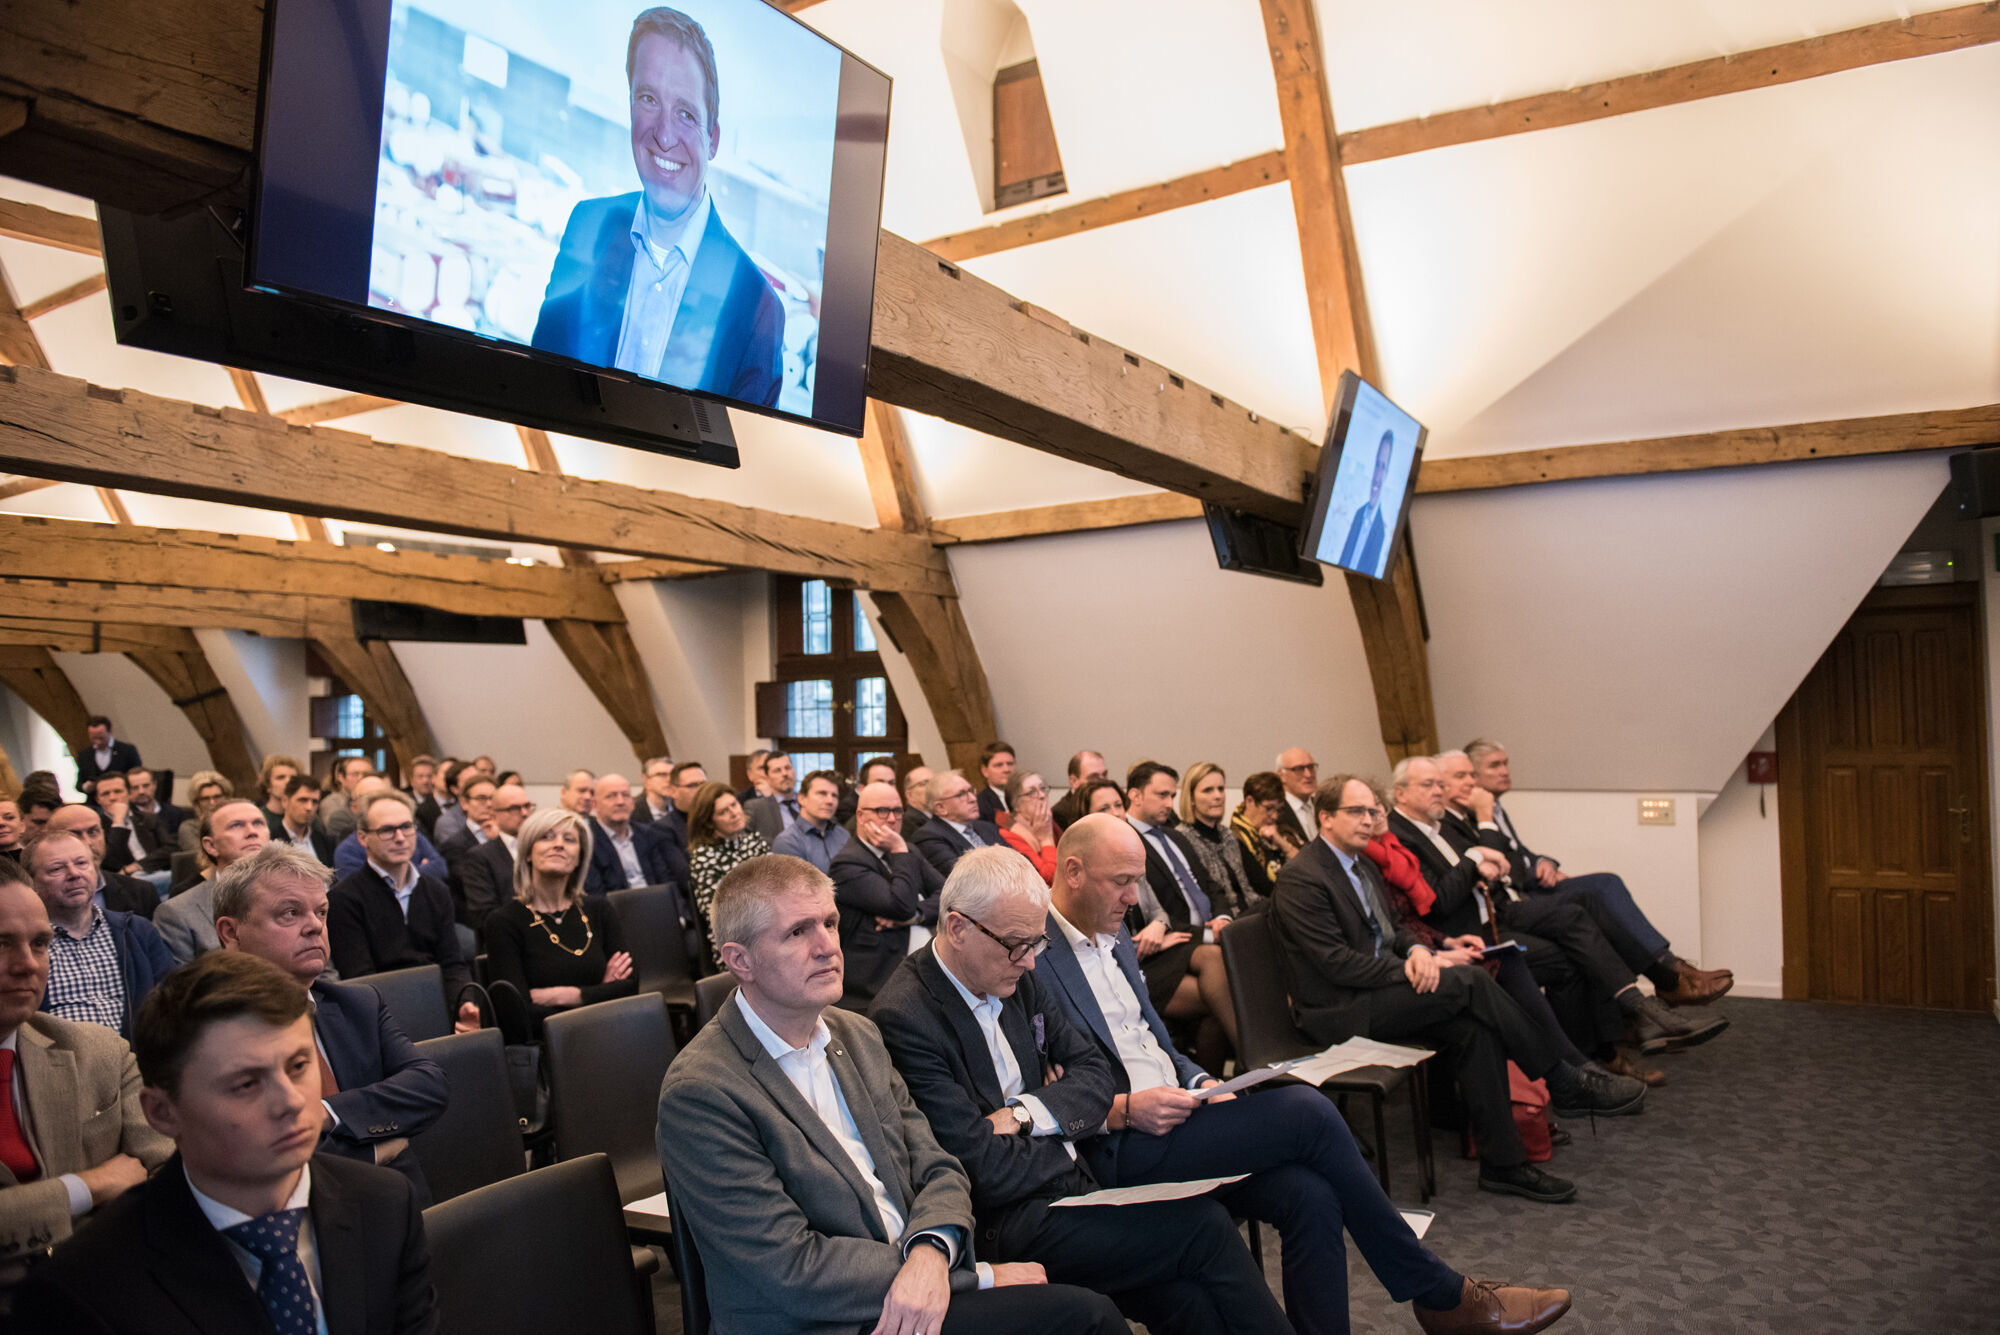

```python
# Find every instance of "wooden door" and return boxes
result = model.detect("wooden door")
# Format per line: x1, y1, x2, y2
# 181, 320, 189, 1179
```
1778, 584, 1995, 1009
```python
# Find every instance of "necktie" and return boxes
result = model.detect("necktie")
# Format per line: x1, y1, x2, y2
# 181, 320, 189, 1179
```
960, 824, 985, 848
0, 1051, 41, 1182
1149, 829, 1212, 922
224, 1207, 318, 1335
312, 1033, 340, 1097
1344, 860, 1386, 955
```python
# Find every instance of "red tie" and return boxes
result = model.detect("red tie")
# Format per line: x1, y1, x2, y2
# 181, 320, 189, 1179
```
0, 1049, 42, 1182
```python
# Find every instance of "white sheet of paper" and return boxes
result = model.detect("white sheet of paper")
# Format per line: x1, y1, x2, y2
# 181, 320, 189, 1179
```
1400, 1209, 1434, 1239
623, 1191, 673, 1229
1285, 1037, 1434, 1086
1048, 1174, 1249, 1208
1191, 1058, 1305, 1100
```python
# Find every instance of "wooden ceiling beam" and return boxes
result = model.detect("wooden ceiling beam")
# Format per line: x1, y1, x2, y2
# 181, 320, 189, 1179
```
0, 643, 92, 754
277, 393, 403, 427
0, 199, 102, 255
0, 364, 957, 594
929, 492, 1204, 545
18, 273, 106, 322
0, 477, 60, 502
0, 618, 206, 654
0, 579, 356, 639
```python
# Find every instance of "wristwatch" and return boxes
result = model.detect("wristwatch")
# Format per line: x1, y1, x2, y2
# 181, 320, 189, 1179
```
1006, 1101, 1033, 1136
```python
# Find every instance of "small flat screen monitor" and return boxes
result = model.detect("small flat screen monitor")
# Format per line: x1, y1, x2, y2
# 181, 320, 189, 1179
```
1299, 371, 1427, 580
249, 0, 891, 437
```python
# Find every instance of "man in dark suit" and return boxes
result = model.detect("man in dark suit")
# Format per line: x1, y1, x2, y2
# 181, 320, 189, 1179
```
1335, 427, 1397, 577
1039, 821, 1570, 1334
913, 771, 1007, 879
744, 751, 801, 845
327, 793, 477, 1030
87, 773, 170, 881
267, 774, 338, 866
661, 761, 706, 845
587, 772, 688, 895
452, 782, 534, 934
74, 715, 141, 801
657, 853, 1125, 1335
1271, 776, 1651, 1204
532, 8, 782, 407
404, 755, 442, 840
635, 756, 677, 826
44, 804, 159, 918
216, 844, 449, 1204
1273, 747, 1319, 848
900, 765, 934, 845
17, 950, 438, 1334
974, 742, 1016, 827
1120, 763, 1234, 1048
1049, 751, 1106, 834
126, 766, 189, 844
830, 782, 944, 1008
26, 830, 175, 1040
872, 848, 1311, 1335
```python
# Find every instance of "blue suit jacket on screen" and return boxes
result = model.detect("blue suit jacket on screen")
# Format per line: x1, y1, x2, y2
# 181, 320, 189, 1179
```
532, 191, 784, 408
1339, 503, 1386, 575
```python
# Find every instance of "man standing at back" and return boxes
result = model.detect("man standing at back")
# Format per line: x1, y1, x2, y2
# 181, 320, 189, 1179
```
658, 853, 1125, 1335
75, 716, 141, 801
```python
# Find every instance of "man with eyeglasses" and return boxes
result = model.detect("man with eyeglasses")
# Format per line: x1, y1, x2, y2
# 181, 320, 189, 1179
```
636, 756, 677, 826
830, 781, 943, 1009
455, 783, 537, 934
871, 848, 1295, 1335
1273, 748, 1320, 848
1270, 776, 1642, 1206
328, 792, 477, 1031
664, 761, 708, 845
334, 777, 450, 884
913, 771, 1007, 879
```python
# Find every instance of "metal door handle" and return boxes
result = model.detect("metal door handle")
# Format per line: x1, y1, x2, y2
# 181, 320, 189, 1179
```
1948, 802, 1971, 845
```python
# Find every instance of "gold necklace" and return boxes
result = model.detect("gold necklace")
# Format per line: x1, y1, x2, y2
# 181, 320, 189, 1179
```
526, 900, 593, 957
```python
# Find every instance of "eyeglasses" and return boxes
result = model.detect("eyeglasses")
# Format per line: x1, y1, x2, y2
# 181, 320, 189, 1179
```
954, 911, 1048, 964
859, 805, 905, 818
1336, 805, 1386, 820
495, 802, 536, 816
1281, 763, 1319, 775
1019, 783, 1049, 799
940, 788, 975, 803
363, 821, 417, 838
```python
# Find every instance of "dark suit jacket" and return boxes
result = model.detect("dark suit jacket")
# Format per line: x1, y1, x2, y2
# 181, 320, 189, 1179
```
531, 192, 783, 408
1128, 822, 1219, 934
104, 809, 171, 873
452, 836, 514, 934
1268, 838, 1420, 1046
1488, 800, 1556, 888
141, 801, 190, 842
870, 949, 1110, 1250
656, 1000, 979, 1335
76, 740, 141, 794
327, 868, 473, 1003
41, 908, 175, 1039
911, 816, 1005, 879
312, 979, 449, 1203
1050, 788, 1085, 834
1387, 810, 1489, 937
585, 817, 688, 897
1338, 501, 1387, 575
269, 818, 339, 865
976, 787, 1008, 827
17, 1151, 437, 1335
829, 839, 942, 1007
411, 793, 442, 840
98, 870, 158, 919
1274, 796, 1312, 850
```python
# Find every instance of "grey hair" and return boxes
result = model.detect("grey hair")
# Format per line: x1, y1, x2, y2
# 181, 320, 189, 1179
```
356, 789, 414, 827
1435, 749, 1470, 766
212, 842, 332, 924
1463, 739, 1507, 767
940, 846, 1050, 921
710, 854, 830, 955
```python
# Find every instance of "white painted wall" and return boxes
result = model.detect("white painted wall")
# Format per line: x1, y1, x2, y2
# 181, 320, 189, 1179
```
195, 631, 310, 766
616, 574, 756, 773
857, 593, 949, 769
1697, 726, 1786, 999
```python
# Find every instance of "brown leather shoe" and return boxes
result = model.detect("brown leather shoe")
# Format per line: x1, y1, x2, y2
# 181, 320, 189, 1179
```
1609, 1049, 1667, 1087
1660, 963, 1733, 1006
1414, 1277, 1572, 1333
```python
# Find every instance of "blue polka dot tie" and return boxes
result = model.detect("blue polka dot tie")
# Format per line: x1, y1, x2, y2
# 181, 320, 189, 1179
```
224, 1207, 318, 1335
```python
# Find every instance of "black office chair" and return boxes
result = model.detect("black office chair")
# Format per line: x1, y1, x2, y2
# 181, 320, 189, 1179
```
1219, 915, 1434, 1201
693, 973, 738, 1029
607, 885, 700, 1024
423, 1155, 655, 1335
362, 963, 451, 1042
410, 1030, 525, 1203
168, 851, 203, 895
663, 1184, 710, 1335
543, 994, 677, 1224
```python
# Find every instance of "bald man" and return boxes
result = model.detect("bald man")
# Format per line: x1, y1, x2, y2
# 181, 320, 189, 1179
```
455, 782, 534, 933
830, 781, 943, 1008
587, 773, 688, 896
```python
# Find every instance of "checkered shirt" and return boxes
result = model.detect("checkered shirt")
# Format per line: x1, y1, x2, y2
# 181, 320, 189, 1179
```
47, 907, 127, 1032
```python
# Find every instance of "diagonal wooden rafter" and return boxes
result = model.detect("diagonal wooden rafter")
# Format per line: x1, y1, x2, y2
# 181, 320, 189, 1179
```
123, 627, 259, 793
278, 393, 402, 427
0, 199, 101, 255
0, 642, 92, 755
19, 273, 106, 322
307, 631, 439, 774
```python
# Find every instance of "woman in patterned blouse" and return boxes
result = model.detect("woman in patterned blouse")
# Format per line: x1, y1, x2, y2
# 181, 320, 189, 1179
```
1177, 761, 1263, 918
686, 780, 772, 971
1231, 770, 1299, 904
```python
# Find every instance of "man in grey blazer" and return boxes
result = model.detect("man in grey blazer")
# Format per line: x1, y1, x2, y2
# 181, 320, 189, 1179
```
153, 799, 269, 964
742, 751, 802, 845
657, 853, 1123, 1335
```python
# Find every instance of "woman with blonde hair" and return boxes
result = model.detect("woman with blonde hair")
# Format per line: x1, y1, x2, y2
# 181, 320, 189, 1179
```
257, 753, 302, 815
484, 806, 633, 1031
176, 770, 236, 855
1177, 761, 1261, 916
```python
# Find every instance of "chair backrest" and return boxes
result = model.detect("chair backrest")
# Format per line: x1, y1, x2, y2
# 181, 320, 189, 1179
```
168, 850, 203, 895
363, 963, 451, 1042
410, 1030, 524, 1203
607, 885, 696, 1001
1218, 915, 1316, 1069
424, 1154, 652, 1335
665, 1183, 710, 1335
544, 993, 676, 1205
693, 973, 738, 1029
453, 921, 477, 964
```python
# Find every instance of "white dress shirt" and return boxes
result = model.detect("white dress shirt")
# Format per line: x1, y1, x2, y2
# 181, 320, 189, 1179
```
933, 955, 1068, 1156
281, 821, 321, 865
616, 191, 711, 379
1047, 909, 1187, 1095
1285, 791, 1315, 838
1400, 809, 1489, 925
606, 825, 647, 889
2, 1031, 94, 1218
187, 1163, 329, 1335
366, 859, 419, 918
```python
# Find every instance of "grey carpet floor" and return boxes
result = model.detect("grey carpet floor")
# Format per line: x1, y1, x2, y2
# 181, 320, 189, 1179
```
651, 997, 2000, 1334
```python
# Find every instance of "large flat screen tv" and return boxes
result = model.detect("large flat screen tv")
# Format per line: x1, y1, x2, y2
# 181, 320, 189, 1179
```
245, 0, 891, 441
1299, 371, 1428, 581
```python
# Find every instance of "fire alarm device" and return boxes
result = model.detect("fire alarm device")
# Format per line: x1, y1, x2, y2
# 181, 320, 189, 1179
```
1746, 752, 1777, 785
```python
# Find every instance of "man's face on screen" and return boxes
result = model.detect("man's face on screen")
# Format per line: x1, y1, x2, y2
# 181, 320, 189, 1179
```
1371, 434, 1394, 500
630, 34, 717, 225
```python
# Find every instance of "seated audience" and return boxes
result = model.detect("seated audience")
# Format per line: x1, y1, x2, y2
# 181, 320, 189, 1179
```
1178, 761, 1264, 918
43, 804, 158, 918
327, 792, 477, 1030
844, 758, 900, 829
914, 771, 1007, 878
16, 950, 439, 1335
0, 799, 21, 863
880, 843, 1570, 1335
736, 748, 772, 804
900, 765, 934, 845
556, 768, 597, 819
403, 754, 441, 838
1273, 748, 1321, 847
426, 759, 466, 845
17, 785, 61, 841
334, 778, 449, 883
997, 771, 1058, 884
744, 751, 801, 843
1459, 743, 1732, 1006
435, 773, 498, 871
24, 831, 174, 1040
154, 800, 271, 964
74, 715, 140, 801
772, 769, 850, 873
454, 782, 534, 934
633, 755, 675, 826
174, 771, 236, 856
267, 773, 336, 865
319, 755, 376, 843
588, 771, 689, 893
91, 772, 170, 887
975, 741, 1016, 828
657, 854, 1127, 1335
1122, 762, 1237, 1064
255, 754, 301, 831
1269, 776, 1643, 1203
1076, 778, 1125, 820
1050, 750, 1108, 833
830, 781, 942, 1009
214, 845, 447, 1202
661, 761, 707, 845
124, 766, 189, 845
484, 808, 634, 1034
1233, 770, 1301, 902
687, 781, 773, 964
0, 860, 172, 1282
